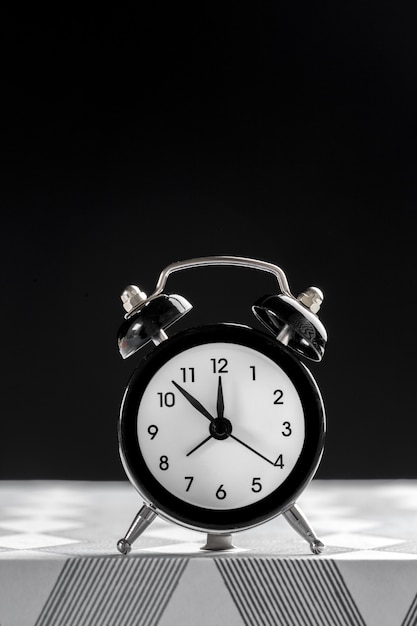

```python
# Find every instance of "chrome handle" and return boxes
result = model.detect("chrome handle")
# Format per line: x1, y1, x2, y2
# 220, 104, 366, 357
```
152, 255, 294, 299
123, 255, 295, 318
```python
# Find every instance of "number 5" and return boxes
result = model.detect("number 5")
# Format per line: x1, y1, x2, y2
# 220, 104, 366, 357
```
251, 477, 262, 493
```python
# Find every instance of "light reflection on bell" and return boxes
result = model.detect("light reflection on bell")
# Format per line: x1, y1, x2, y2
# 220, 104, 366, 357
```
117, 294, 192, 358
252, 294, 327, 361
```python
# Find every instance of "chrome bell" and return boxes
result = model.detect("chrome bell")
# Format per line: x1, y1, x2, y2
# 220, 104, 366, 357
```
252, 288, 327, 362
117, 289, 192, 359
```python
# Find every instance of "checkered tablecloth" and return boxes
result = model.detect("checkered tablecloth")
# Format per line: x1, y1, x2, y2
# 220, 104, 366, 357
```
0, 480, 416, 626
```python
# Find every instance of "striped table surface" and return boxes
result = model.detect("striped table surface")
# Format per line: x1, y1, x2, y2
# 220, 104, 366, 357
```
0, 479, 416, 626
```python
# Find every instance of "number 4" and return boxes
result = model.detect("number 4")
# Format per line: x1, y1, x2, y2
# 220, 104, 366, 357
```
274, 454, 284, 468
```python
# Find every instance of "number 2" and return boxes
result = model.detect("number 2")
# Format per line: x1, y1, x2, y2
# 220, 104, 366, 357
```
273, 389, 284, 404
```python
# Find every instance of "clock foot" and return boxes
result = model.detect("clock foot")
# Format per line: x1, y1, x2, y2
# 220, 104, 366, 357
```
310, 539, 325, 554
283, 504, 325, 555
117, 538, 132, 555
117, 503, 157, 555
201, 533, 235, 551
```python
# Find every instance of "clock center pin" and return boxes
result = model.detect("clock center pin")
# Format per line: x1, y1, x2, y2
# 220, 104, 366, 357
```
210, 416, 233, 440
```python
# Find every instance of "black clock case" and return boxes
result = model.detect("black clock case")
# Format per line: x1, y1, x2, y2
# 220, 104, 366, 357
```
118, 323, 326, 534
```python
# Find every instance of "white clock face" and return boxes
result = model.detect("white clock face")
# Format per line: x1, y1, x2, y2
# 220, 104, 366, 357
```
136, 342, 305, 510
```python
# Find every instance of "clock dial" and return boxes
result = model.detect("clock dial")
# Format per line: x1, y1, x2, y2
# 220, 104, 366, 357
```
137, 342, 305, 509
119, 324, 325, 532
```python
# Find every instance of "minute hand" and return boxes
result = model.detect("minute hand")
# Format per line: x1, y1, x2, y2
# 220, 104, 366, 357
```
229, 433, 278, 466
171, 381, 214, 422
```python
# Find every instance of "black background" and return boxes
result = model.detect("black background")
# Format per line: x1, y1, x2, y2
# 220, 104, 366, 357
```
1, 5, 416, 480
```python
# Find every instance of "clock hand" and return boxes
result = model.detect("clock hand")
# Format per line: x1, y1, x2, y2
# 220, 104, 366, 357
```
173, 378, 277, 465
186, 434, 213, 456
216, 376, 224, 418
171, 381, 214, 422
229, 433, 278, 466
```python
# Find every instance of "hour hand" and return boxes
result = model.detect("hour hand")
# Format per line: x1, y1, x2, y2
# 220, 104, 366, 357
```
186, 434, 213, 456
171, 381, 214, 422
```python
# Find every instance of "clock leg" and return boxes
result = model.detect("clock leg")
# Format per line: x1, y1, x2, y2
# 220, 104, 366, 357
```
117, 504, 157, 555
283, 504, 325, 554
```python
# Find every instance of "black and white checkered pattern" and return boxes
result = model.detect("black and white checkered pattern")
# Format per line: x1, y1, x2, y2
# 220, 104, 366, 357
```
0, 480, 416, 625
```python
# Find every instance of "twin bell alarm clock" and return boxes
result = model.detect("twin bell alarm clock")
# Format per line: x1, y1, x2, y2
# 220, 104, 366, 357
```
115, 256, 327, 554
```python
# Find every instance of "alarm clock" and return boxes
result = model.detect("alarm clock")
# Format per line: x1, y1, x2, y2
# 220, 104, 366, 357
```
116, 256, 327, 554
